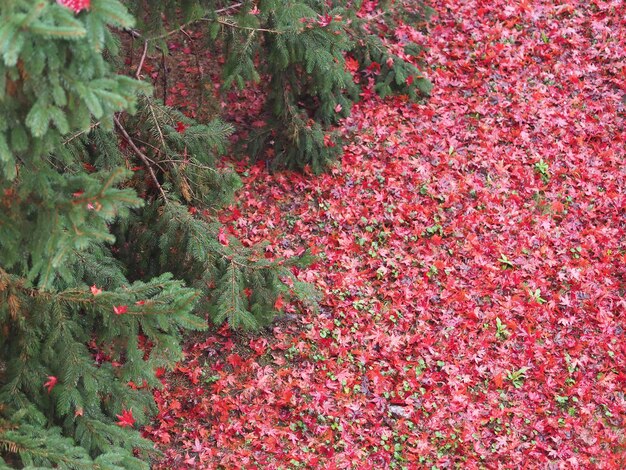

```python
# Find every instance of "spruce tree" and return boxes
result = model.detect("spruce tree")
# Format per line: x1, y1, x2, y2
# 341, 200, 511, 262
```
127, 0, 433, 172
0, 0, 314, 467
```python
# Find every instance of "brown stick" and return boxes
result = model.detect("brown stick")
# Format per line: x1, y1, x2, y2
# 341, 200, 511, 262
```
135, 40, 149, 79
113, 116, 168, 203
161, 50, 167, 103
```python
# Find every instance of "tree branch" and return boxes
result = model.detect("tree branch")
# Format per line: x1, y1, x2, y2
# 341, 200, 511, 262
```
113, 116, 168, 203
135, 40, 149, 79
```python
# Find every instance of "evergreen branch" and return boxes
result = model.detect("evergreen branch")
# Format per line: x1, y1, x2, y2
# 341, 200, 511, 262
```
215, 2, 244, 14
120, 139, 168, 173
0, 436, 98, 469
145, 100, 169, 151
122, 135, 215, 175
152, 158, 218, 173
62, 122, 102, 145
135, 3, 245, 41
113, 116, 168, 203
210, 18, 286, 34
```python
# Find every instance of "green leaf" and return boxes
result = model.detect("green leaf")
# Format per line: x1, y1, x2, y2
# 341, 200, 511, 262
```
2, 31, 25, 67
81, 89, 104, 119
52, 85, 67, 107
0, 23, 18, 65
29, 22, 87, 39
0, 133, 11, 163
415, 77, 433, 96
25, 98, 50, 138
86, 13, 106, 52
90, 0, 135, 29
174, 312, 208, 331
10, 126, 28, 152
49, 107, 70, 134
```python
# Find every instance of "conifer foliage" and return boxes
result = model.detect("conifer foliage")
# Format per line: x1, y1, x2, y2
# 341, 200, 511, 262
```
0, 0, 430, 467
128, 0, 433, 172
0, 0, 314, 467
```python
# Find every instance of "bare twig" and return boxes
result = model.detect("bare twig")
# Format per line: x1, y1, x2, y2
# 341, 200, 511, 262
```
113, 116, 168, 203
179, 27, 193, 42
124, 2, 246, 42
143, 2, 246, 40
215, 2, 243, 14
135, 40, 149, 79
210, 18, 284, 34
161, 49, 167, 103
362, 10, 388, 21
63, 122, 101, 145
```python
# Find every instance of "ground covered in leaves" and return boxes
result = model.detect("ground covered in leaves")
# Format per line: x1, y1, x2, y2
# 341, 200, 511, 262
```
142, 0, 626, 467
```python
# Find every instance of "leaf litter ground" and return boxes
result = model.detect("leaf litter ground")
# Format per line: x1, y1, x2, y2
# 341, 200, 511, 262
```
143, 0, 626, 467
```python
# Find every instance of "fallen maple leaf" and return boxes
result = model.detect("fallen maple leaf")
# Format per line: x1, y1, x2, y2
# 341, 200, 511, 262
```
249, 337, 268, 355
493, 372, 504, 388
274, 295, 284, 310
192, 438, 203, 453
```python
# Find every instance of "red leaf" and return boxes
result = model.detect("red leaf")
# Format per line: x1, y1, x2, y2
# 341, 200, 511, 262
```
90, 284, 102, 296
44, 376, 57, 393
274, 295, 284, 311
116, 409, 135, 428
345, 56, 360, 73
493, 372, 503, 388
249, 337, 268, 355
218, 227, 229, 246
113, 305, 128, 315
57, 0, 90, 13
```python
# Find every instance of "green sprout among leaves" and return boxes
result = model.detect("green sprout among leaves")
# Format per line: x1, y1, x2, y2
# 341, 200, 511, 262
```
529, 288, 547, 304
498, 254, 515, 269
495, 317, 510, 340
507, 367, 530, 389
534, 159, 550, 183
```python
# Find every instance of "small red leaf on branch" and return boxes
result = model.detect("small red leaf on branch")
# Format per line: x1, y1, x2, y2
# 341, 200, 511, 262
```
218, 227, 229, 246
57, 0, 90, 13
44, 376, 57, 393
116, 408, 135, 428
113, 305, 128, 315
